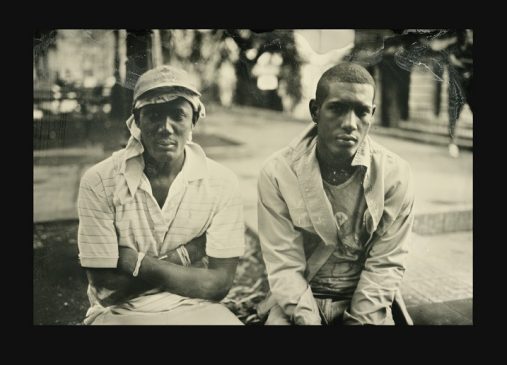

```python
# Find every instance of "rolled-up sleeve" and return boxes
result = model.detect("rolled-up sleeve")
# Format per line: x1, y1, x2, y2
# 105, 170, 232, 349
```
258, 162, 321, 324
344, 163, 415, 325
77, 169, 119, 268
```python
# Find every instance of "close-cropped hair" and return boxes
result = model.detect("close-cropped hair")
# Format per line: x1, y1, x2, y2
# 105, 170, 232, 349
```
315, 62, 376, 105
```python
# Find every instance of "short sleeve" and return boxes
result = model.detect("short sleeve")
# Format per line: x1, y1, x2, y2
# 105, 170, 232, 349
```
77, 168, 119, 268
205, 173, 245, 258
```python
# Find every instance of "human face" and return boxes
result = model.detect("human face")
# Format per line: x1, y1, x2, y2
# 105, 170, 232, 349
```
138, 98, 194, 163
311, 82, 375, 163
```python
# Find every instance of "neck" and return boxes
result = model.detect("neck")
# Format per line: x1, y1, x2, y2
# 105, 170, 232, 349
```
143, 152, 185, 179
316, 143, 353, 170
316, 143, 357, 185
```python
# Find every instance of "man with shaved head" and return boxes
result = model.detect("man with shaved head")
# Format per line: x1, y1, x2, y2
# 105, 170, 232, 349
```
257, 62, 415, 325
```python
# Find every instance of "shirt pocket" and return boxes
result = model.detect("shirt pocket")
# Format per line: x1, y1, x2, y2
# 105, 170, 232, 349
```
168, 207, 211, 243
114, 209, 157, 252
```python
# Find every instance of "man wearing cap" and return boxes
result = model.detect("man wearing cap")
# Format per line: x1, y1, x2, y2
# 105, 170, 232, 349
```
77, 65, 245, 325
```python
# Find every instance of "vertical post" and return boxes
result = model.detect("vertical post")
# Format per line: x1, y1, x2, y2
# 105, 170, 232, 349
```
110, 29, 127, 123
160, 30, 172, 64
151, 29, 163, 67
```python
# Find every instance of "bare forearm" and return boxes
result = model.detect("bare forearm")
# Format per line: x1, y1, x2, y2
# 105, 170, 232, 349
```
135, 256, 231, 301
86, 254, 204, 306
86, 269, 154, 306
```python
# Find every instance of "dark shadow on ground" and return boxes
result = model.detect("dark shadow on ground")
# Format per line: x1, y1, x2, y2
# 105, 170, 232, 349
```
34, 221, 89, 325
33, 221, 268, 325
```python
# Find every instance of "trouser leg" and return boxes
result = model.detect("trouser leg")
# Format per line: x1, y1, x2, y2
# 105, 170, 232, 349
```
90, 302, 243, 325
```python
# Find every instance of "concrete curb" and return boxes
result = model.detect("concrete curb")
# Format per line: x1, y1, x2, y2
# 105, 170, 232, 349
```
412, 209, 473, 235
371, 125, 473, 150
245, 208, 473, 245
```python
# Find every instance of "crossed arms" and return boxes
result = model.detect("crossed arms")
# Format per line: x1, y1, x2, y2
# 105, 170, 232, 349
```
78, 169, 241, 308
86, 235, 239, 307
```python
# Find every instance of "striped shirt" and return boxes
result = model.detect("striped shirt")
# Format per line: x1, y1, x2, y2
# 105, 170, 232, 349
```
77, 122, 245, 316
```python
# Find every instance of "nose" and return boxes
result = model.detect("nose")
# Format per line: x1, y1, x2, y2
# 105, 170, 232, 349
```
158, 116, 175, 134
341, 109, 358, 132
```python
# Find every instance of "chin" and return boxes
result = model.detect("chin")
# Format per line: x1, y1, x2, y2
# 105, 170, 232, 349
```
331, 146, 355, 159
148, 150, 172, 162
161, 151, 179, 160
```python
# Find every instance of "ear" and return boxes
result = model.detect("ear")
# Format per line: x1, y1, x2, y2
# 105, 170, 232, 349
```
309, 99, 319, 123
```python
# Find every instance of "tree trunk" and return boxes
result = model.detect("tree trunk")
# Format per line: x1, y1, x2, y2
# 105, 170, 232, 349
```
125, 29, 152, 108
33, 29, 58, 82
379, 54, 411, 127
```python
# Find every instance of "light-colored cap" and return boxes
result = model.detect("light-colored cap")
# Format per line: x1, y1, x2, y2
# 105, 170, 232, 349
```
132, 65, 205, 120
133, 65, 201, 105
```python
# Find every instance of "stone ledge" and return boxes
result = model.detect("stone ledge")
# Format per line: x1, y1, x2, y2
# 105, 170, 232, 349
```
413, 209, 473, 235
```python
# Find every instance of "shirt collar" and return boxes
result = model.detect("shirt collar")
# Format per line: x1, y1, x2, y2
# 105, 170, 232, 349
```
120, 115, 144, 173
351, 135, 372, 171
291, 122, 372, 171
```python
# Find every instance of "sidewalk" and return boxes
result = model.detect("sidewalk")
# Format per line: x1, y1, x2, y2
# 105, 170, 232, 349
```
200, 106, 473, 236
201, 106, 473, 325
401, 232, 472, 324
33, 106, 473, 324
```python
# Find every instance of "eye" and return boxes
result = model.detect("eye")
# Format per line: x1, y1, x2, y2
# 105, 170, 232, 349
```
168, 111, 185, 122
174, 109, 190, 121
147, 110, 162, 120
355, 107, 370, 117
331, 104, 347, 114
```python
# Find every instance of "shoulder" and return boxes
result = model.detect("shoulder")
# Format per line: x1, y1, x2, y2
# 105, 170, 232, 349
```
203, 158, 243, 207
260, 122, 316, 177
80, 150, 124, 188
369, 139, 415, 209
369, 138, 412, 178
259, 145, 293, 179
205, 157, 240, 188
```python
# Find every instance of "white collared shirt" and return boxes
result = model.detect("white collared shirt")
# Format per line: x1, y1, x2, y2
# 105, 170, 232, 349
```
77, 131, 245, 316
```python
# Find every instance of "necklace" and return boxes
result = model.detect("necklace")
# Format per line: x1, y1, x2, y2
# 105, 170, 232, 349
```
320, 163, 356, 185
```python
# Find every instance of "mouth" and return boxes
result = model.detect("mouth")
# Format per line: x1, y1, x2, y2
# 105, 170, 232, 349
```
334, 135, 358, 146
156, 140, 177, 149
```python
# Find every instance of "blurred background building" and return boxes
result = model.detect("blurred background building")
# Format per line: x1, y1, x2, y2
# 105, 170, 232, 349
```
33, 29, 472, 151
